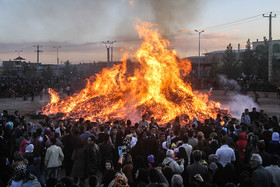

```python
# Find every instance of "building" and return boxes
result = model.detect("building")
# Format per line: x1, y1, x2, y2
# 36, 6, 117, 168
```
252, 39, 280, 59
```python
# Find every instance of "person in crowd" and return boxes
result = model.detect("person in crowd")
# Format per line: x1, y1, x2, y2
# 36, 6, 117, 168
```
269, 132, 280, 156
186, 150, 209, 184
162, 149, 184, 174
188, 130, 198, 149
147, 168, 169, 187
250, 153, 273, 187
108, 171, 129, 187
179, 134, 192, 165
241, 109, 251, 126
139, 114, 149, 130
2, 105, 280, 187
87, 135, 101, 176
122, 153, 134, 186
71, 138, 87, 186
19, 139, 29, 154
89, 175, 99, 187
216, 138, 236, 167
265, 154, 280, 187
44, 138, 64, 180
99, 134, 114, 171
101, 160, 115, 187
80, 123, 95, 147
7, 164, 41, 187
235, 132, 247, 165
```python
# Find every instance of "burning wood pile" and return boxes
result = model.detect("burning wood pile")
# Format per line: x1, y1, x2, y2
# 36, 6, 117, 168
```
42, 20, 230, 124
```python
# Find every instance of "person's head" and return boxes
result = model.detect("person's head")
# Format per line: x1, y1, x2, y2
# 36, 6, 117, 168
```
192, 150, 202, 162
88, 175, 98, 187
157, 132, 164, 141
256, 141, 265, 152
166, 150, 175, 159
105, 160, 114, 170
88, 136, 96, 145
142, 114, 146, 121
147, 155, 154, 164
113, 172, 129, 187
111, 126, 118, 136
148, 168, 161, 183
126, 120, 131, 127
272, 132, 279, 141
250, 153, 262, 169
220, 138, 227, 145
50, 138, 56, 145
182, 134, 189, 143
151, 127, 156, 134
188, 130, 193, 138
271, 154, 279, 165
171, 174, 183, 187
245, 109, 249, 114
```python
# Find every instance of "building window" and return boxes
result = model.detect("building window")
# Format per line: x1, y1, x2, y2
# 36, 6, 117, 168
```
273, 44, 280, 53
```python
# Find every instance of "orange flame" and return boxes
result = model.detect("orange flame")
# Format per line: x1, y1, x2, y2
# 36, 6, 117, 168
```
42, 20, 229, 124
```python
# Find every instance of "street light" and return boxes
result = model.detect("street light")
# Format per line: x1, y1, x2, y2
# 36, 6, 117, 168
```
194, 29, 204, 78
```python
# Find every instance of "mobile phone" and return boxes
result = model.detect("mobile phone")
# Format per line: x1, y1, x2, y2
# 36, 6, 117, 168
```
118, 146, 127, 155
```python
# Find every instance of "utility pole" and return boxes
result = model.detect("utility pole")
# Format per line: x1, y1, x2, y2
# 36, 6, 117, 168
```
263, 12, 276, 83
101, 40, 116, 67
33, 44, 43, 64
53, 46, 61, 77
194, 30, 204, 78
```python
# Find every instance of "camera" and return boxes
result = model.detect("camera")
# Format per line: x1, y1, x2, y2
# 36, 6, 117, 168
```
118, 146, 127, 155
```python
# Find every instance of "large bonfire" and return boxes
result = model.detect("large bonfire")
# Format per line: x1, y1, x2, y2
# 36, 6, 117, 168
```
42, 20, 229, 124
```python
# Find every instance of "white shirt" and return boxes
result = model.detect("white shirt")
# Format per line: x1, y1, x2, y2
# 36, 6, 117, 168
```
180, 143, 193, 164
216, 144, 236, 167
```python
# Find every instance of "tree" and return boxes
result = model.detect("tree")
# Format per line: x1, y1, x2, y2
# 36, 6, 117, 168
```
209, 56, 221, 79
221, 43, 240, 79
240, 39, 257, 75
255, 37, 268, 80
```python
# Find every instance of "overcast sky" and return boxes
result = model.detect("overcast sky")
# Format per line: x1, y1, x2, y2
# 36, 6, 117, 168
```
0, 0, 279, 64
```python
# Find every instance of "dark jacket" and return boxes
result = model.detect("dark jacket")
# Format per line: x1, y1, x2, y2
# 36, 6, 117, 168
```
87, 144, 101, 175
252, 165, 273, 187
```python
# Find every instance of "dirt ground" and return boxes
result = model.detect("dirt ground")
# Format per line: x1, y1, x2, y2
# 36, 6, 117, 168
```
0, 90, 279, 123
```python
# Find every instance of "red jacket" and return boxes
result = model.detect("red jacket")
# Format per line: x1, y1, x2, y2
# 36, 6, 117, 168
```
236, 132, 247, 164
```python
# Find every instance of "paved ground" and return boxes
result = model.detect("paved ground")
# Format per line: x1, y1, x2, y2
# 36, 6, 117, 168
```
0, 90, 279, 123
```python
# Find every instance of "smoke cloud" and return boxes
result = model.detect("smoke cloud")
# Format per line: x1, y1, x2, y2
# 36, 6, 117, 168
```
226, 94, 259, 119
218, 74, 241, 91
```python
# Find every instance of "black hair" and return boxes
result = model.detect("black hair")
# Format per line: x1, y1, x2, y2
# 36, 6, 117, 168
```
148, 168, 161, 183
192, 150, 202, 161
88, 175, 98, 187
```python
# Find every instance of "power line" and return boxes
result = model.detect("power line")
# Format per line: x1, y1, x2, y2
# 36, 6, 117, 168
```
202, 14, 263, 30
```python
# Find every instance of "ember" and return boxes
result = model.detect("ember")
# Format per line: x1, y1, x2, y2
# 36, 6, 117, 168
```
42, 20, 230, 124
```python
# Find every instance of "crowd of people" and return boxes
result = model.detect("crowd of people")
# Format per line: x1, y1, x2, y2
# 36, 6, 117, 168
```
0, 75, 87, 99
0, 107, 280, 187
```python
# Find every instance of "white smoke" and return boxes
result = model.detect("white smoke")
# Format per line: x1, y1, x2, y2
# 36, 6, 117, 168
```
224, 94, 259, 120
218, 74, 241, 91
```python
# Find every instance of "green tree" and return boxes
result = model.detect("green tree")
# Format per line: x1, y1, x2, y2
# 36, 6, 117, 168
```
42, 65, 53, 79
221, 43, 240, 79
240, 39, 257, 75
255, 37, 268, 80
209, 56, 221, 79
